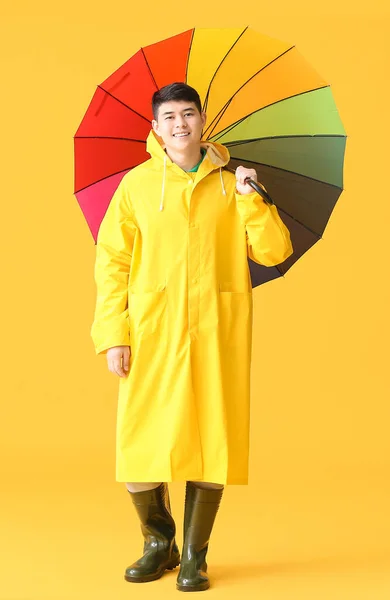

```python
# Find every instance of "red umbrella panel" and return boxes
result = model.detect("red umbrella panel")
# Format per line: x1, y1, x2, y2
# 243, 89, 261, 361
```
74, 30, 194, 241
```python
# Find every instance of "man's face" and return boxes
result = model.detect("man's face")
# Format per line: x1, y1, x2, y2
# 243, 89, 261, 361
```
152, 100, 207, 154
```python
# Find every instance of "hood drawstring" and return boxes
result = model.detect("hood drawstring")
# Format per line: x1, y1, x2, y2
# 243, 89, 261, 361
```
219, 167, 227, 196
160, 154, 167, 211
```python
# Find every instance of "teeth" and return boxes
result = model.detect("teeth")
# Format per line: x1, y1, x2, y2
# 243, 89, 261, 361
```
174, 133, 189, 137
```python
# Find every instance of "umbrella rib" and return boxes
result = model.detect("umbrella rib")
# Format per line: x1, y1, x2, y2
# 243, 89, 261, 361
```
225, 133, 346, 146
228, 159, 341, 236
210, 112, 255, 141
227, 156, 344, 191
97, 85, 152, 124
203, 26, 248, 113
204, 44, 296, 138
225, 167, 326, 238
237, 168, 324, 238
271, 204, 322, 240
75, 167, 134, 195
210, 86, 331, 142
140, 47, 159, 91
185, 28, 196, 83
273, 264, 284, 278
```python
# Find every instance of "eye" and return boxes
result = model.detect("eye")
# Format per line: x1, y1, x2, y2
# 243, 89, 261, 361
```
165, 116, 173, 120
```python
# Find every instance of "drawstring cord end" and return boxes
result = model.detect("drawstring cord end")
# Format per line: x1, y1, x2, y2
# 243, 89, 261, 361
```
220, 167, 227, 196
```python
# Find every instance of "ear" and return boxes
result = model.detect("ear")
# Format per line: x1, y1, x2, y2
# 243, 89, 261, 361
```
152, 119, 160, 137
201, 111, 207, 127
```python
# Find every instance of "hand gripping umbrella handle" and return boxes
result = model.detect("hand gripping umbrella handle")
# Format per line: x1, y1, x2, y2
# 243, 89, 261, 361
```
244, 177, 274, 205
225, 167, 274, 205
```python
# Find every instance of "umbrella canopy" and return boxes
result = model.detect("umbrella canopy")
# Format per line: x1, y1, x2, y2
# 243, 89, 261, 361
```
74, 26, 346, 287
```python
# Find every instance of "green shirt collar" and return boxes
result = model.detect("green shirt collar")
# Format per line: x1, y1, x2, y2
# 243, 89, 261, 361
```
186, 148, 207, 172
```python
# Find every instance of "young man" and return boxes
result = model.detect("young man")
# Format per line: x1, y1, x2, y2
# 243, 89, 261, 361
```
91, 83, 293, 592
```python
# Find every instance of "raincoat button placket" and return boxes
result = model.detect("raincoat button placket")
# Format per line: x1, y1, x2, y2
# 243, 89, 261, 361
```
188, 186, 200, 340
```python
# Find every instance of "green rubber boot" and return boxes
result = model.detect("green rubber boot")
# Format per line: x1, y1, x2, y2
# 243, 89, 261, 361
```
176, 482, 224, 592
124, 482, 180, 583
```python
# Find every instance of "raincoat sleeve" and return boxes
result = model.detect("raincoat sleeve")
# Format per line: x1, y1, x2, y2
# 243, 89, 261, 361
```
91, 178, 137, 355
235, 183, 293, 266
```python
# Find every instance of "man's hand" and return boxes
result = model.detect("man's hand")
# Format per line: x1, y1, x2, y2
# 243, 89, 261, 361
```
107, 346, 131, 378
235, 166, 258, 195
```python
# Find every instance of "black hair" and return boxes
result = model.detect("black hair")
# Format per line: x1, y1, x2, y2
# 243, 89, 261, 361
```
152, 82, 202, 120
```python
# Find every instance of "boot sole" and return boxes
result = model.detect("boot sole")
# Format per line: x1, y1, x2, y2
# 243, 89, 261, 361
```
124, 557, 181, 583
176, 581, 210, 592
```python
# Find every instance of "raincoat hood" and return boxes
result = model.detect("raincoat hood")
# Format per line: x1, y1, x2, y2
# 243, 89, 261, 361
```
146, 130, 230, 211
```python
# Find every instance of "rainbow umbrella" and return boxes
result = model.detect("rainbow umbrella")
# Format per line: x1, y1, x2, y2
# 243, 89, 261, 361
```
74, 26, 346, 287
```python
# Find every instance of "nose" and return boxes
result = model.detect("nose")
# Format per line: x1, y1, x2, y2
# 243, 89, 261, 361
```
175, 115, 187, 128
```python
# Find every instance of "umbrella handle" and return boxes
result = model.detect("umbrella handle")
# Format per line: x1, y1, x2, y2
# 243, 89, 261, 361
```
224, 167, 274, 205
244, 177, 274, 205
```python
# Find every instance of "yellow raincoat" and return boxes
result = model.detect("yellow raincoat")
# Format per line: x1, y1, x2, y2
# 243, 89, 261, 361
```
91, 130, 293, 485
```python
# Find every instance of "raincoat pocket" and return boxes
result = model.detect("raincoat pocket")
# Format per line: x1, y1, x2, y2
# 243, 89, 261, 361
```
128, 284, 167, 338
218, 283, 252, 345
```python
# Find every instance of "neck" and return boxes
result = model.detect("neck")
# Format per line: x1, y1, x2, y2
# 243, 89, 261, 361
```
165, 145, 202, 172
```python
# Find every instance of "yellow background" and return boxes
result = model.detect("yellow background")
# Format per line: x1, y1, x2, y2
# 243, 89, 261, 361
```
1, 1, 389, 598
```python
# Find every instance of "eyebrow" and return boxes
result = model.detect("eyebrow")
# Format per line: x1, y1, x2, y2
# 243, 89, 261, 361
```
161, 107, 195, 116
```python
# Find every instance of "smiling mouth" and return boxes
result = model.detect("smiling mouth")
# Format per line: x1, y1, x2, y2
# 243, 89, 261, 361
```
173, 132, 190, 137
